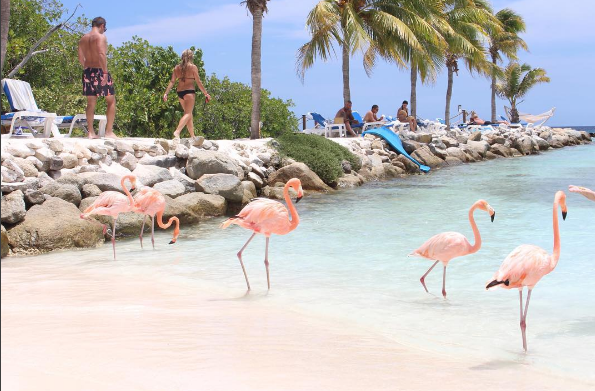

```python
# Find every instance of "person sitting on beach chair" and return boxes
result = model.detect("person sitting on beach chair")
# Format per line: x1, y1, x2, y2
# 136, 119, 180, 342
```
363, 104, 385, 123
334, 100, 359, 137
397, 100, 417, 132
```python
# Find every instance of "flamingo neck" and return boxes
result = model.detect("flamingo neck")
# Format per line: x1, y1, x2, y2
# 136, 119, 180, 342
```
467, 202, 482, 254
550, 199, 561, 271
121, 175, 135, 206
284, 183, 299, 231
156, 211, 180, 241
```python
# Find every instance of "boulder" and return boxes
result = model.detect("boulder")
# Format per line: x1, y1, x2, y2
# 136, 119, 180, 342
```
132, 164, 173, 187
163, 193, 227, 224
485, 151, 499, 160
153, 179, 187, 199
261, 185, 299, 200
169, 168, 196, 194
5, 144, 35, 158
195, 173, 244, 202
12, 157, 38, 177
532, 136, 550, 151
468, 131, 482, 141
411, 146, 444, 168
43, 139, 63, 153
1, 165, 21, 183
186, 149, 242, 180
446, 147, 467, 162
88, 144, 108, 155
466, 140, 490, 158
490, 144, 513, 157
138, 155, 177, 168
247, 172, 264, 189
119, 152, 137, 171
511, 136, 537, 155
73, 143, 92, 159
7, 197, 104, 254
2, 177, 40, 194
1, 225, 8, 257
115, 140, 134, 154
337, 173, 364, 188
401, 139, 423, 154
35, 147, 54, 162
25, 156, 44, 170
24, 189, 45, 206
395, 155, 420, 173
241, 180, 257, 203
175, 144, 189, 159
40, 183, 82, 206
78, 172, 132, 193
266, 162, 331, 191
444, 156, 463, 166
56, 173, 86, 190
440, 136, 459, 148
250, 163, 266, 179
82, 183, 102, 198
1, 190, 27, 224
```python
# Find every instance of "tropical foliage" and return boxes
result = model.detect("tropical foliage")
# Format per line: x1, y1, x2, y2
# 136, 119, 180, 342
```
2, 0, 296, 139
488, 8, 527, 121
275, 132, 360, 184
495, 62, 550, 123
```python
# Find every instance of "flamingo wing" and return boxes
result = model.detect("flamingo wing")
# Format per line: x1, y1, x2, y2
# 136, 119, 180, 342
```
134, 188, 165, 215
84, 191, 131, 216
490, 244, 550, 289
411, 232, 471, 263
234, 198, 290, 235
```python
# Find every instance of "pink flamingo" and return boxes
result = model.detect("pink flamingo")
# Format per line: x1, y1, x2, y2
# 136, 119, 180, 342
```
409, 200, 496, 298
80, 175, 137, 260
220, 178, 303, 290
568, 185, 595, 202
133, 187, 180, 248
486, 191, 567, 352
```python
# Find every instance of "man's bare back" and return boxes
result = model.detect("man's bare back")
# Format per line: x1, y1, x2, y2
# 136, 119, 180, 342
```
78, 32, 107, 71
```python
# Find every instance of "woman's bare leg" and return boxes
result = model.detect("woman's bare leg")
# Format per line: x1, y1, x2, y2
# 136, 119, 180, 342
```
173, 94, 195, 138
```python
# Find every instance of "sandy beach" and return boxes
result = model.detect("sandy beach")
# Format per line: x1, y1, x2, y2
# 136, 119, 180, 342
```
2, 254, 593, 391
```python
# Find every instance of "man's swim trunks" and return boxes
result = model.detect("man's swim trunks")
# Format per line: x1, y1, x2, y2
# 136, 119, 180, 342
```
82, 68, 115, 96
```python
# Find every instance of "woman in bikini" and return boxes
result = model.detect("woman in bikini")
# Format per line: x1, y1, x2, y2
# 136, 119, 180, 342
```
163, 49, 211, 140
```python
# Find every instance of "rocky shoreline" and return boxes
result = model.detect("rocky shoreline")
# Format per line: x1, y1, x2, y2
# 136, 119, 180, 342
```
1, 126, 591, 257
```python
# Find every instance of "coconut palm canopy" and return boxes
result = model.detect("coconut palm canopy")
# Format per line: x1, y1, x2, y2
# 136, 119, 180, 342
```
296, 0, 447, 102
496, 62, 550, 122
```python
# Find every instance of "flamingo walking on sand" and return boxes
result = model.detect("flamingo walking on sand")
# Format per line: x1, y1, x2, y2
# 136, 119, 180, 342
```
220, 178, 303, 290
133, 187, 180, 247
80, 175, 137, 260
486, 191, 567, 352
568, 185, 595, 202
409, 200, 496, 298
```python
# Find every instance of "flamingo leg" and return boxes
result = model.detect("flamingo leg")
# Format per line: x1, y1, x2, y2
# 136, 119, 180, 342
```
420, 260, 439, 293
520, 289, 532, 352
264, 237, 270, 290
151, 215, 155, 249
237, 232, 256, 290
442, 265, 447, 298
139, 216, 146, 249
111, 218, 118, 260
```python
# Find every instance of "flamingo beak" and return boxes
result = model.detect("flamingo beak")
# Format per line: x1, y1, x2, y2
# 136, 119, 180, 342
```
169, 240, 176, 245
562, 211, 567, 220
490, 211, 495, 222
295, 195, 303, 203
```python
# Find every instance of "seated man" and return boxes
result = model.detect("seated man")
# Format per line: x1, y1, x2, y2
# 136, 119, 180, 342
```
397, 100, 417, 132
468, 111, 509, 126
334, 100, 359, 137
363, 104, 385, 123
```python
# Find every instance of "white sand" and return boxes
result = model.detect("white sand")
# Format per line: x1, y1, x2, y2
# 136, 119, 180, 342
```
2, 262, 592, 391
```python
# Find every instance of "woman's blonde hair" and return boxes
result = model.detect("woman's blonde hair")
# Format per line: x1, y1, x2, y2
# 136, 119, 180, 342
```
179, 49, 194, 82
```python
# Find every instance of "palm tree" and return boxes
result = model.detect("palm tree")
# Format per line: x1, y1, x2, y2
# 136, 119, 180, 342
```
496, 62, 550, 123
297, 0, 437, 103
242, 0, 269, 140
441, 0, 500, 128
1, 0, 10, 75
488, 9, 527, 121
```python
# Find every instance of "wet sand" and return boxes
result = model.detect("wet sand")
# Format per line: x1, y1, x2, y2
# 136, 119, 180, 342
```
2, 260, 593, 391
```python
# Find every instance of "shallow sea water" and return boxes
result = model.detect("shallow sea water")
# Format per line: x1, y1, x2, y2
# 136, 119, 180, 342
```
2, 143, 594, 390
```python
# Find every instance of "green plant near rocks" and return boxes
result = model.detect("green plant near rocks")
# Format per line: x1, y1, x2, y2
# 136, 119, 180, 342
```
274, 133, 361, 184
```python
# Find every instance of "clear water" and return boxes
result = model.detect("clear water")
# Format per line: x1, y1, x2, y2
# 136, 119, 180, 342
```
2, 143, 595, 389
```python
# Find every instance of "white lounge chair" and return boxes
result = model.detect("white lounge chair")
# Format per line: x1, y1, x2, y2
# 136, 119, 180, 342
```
504, 106, 555, 129
303, 112, 346, 138
1, 78, 107, 138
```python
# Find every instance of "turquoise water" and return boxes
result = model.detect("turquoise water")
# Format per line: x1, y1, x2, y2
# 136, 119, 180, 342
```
2, 143, 594, 384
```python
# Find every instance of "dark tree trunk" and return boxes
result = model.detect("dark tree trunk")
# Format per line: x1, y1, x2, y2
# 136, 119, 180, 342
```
445, 66, 454, 128
341, 42, 350, 103
249, 7, 263, 139
491, 52, 497, 122
510, 104, 520, 123
410, 65, 417, 118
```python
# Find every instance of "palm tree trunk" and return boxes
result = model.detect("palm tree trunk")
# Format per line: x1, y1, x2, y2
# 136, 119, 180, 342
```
510, 102, 519, 123
249, 7, 263, 139
0, 0, 9, 74
445, 66, 454, 128
341, 42, 350, 102
491, 53, 497, 122
410, 65, 417, 118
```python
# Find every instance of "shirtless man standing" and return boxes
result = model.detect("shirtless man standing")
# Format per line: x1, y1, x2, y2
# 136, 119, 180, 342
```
78, 17, 117, 138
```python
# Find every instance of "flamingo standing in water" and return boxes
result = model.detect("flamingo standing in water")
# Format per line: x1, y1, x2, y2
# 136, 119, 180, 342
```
486, 191, 567, 352
409, 199, 496, 298
80, 175, 137, 260
568, 185, 595, 202
220, 178, 303, 290
133, 187, 180, 247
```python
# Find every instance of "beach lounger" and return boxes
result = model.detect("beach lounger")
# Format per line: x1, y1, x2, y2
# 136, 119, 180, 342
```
303, 112, 347, 138
505, 106, 555, 129
1, 78, 107, 138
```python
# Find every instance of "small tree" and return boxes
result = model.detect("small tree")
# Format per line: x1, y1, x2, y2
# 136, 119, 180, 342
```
496, 62, 550, 123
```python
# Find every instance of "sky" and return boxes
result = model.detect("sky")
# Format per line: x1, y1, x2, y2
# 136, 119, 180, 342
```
57, 0, 595, 127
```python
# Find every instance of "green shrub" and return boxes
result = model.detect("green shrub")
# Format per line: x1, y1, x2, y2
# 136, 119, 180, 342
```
274, 133, 361, 184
